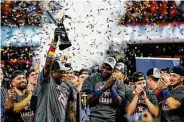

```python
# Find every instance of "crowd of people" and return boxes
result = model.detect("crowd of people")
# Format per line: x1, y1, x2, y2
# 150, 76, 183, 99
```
1, 1, 43, 26
1, 32, 184, 122
120, 1, 184, 25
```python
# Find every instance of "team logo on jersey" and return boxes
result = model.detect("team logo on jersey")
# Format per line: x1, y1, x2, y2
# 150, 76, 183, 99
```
99, 89, 112, 105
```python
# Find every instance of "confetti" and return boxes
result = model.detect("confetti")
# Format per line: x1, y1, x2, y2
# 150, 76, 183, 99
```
1, 0, 184, 80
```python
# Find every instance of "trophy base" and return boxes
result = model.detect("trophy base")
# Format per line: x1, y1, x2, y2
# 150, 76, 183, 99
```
59, 42, 72, 50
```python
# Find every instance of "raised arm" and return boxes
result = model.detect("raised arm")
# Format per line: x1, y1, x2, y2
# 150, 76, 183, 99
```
43, 40, 58, 77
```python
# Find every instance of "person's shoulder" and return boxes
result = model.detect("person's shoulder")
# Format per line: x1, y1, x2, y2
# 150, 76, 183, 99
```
63, 80, 73, 87
174, 86, 184, 93
1, 86, 8, 92
148, 89, 154, 93
178, 86, 184, 90
86, 73, 101, 80
146, 89, 157, 97
89, 73, 100, 78
125, 84, 133, 90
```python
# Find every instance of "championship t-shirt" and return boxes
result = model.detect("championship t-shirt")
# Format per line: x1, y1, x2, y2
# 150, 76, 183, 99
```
5, 90, 34, 122
16, 91, 34, 122
125, 89, 158, 115
161, 86, 184, 122
82, 73, 132, 120
34, 69, 75, 122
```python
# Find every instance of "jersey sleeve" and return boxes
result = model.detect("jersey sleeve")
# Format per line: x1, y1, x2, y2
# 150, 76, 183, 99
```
38, 69, 50, 84
33, 69, 50, 97
149, 91, 159, 106
173, 88, 184, 104
172, 88, 184, 111
115, 80, 126, 98
124, 90, 134, 107
82, 76, 94, 94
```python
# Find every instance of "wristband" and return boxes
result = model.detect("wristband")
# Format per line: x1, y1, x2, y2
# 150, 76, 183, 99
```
48, 51, 55, 57
51, 41, 57, 48
162, 88, 171, 100
110, 88, 118, 99
83, 89, 94, 94
94, 89, 104, 99
48, 45, 56, 57
49, 45, 56, 52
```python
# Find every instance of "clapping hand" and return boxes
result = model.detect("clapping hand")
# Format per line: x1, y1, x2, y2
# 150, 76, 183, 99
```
103, 76, 116, 91
8, 89, 16, 102
157, 78, 168, 90
134, 86, 143, 96
160, 72, 170, 87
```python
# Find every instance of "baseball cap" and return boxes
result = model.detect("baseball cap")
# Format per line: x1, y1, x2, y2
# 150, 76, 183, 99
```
103, 57, 117, 69
146, 67, 160, 79
11, 70, 25, 81
161, 67, 171, 74
51, 59, 72, 72
171, 65, 184, 76
115, 62, 127, 74
131, 72, 145, 82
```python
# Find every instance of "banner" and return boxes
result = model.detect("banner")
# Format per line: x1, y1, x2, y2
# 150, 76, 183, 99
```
136, 57, 180, 75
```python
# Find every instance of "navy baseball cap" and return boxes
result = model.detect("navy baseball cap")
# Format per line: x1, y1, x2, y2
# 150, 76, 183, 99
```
171, 65, 184, 76
131, 72, 145, 82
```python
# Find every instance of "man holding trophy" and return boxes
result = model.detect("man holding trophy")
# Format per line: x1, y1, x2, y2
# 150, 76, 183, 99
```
33, 14, 75, 122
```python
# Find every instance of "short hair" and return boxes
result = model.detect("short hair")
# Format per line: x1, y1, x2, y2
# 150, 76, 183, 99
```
147, 75, 159, 82
11, 70, 25, 81
25, 69, 35, 78
131, 72, 145, 83
79, 68, 91, 75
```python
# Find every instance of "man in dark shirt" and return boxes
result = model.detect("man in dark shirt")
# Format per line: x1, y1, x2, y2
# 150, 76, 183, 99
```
126, 72, 159, 118
82, 57, 131, 122
5, 70, 34, 122
146, 67, 160, 91
158, 65, 184, 122
34, 38, 75, 122
0, 68, 8, 122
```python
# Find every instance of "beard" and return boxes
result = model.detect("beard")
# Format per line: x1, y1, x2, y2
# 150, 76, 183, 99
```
170, 81, 182, 89
54, 77, 62, 85
17, 83, 27, 90
101, 72, 111, 79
